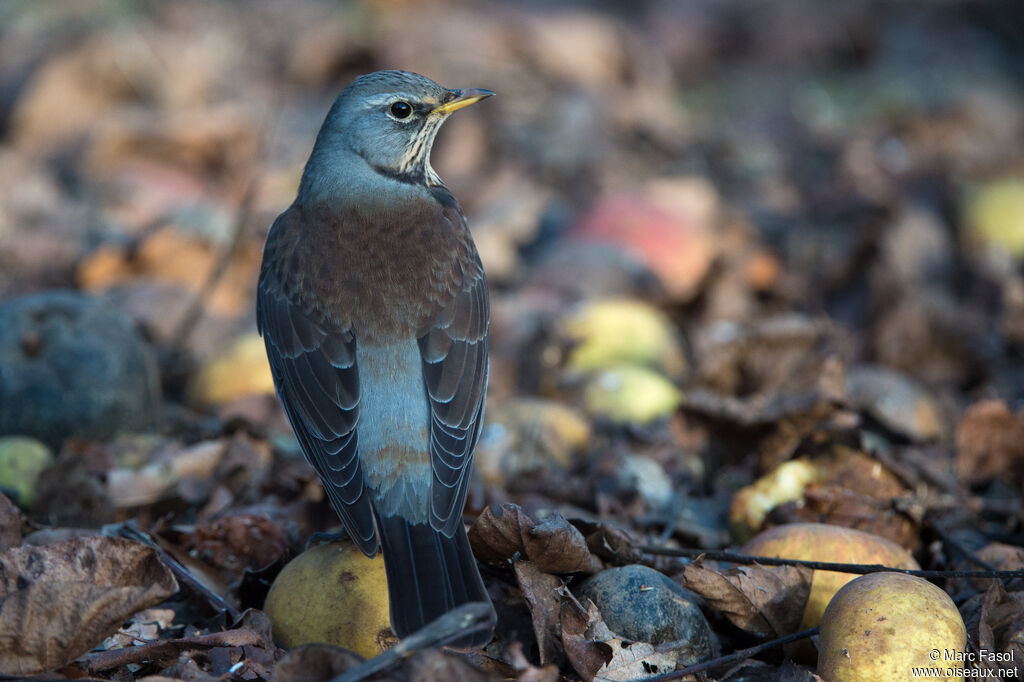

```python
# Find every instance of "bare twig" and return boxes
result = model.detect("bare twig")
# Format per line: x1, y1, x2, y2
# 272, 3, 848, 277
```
106, 521, 242, 620
168, 103, 277, 355
77, 626, 262, 672
330, 602, 495, 682
168, 175, 259, 354
637, 627, 821, 682
928, 522, 998, 572
637, 545, 1024, 581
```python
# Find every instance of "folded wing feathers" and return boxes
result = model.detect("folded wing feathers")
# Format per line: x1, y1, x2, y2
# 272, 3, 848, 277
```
421, 271, 489, 535
257, 281, 377, 554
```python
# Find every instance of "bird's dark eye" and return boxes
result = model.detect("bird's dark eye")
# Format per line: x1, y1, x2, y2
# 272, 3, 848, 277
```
389, 101, 413, 119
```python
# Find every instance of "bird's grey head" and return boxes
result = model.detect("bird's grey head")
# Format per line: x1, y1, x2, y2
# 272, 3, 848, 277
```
300, 70, 494, 200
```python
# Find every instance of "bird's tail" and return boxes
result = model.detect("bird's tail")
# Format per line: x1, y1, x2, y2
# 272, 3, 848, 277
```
377, 515, 495, 647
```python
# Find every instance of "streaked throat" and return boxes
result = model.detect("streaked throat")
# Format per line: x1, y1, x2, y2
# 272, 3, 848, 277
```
396, 115, 446, 186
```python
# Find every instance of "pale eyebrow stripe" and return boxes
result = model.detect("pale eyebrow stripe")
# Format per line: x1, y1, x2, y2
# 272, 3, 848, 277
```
364, 94, 441, 109
364, 94, 399, 107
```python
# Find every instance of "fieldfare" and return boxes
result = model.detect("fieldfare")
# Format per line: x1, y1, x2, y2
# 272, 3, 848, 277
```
257, 70, 495, 645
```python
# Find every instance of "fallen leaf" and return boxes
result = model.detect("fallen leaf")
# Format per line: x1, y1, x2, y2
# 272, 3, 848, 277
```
191, 512, 289, 573
963, 583, 1024, 679
731, 446, 915, 545
99, 607, 175, 651
950, 542, 1024, 600
514, 560, 566, 667
274, 643, 363, 682
526, 11, 628, 89
406, 648, 495, 682
845, 364, 943, 442
0, 492, 22, 552
506, 640, 561, 682
80, 609, 275, 673
593, 639, 676, 681
525, 515, 604, 574
560, 597, 613, 682
0, 536, 178, 674
468, 503, 532, 565
955, 400, 1024, 486
106, 439, 227, 508
774, 483, 918, 551
559, 595, 678, 681
690, 315, 839, 400
570, 519, 640, 565
682, 561, 812, 638
469, 503, 603, 574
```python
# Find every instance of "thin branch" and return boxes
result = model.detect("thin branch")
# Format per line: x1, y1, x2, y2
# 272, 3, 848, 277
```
928, 522, 998, 572
168, 175, 258, 353
78, 625, 262, 672
637, 545, 1024, 580
330, 602, 495, 682
107, 521, 242, 621
168, 104, 276, 354
638, 627, 820, 682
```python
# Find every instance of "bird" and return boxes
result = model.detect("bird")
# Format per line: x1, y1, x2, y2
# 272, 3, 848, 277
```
256, 70, 495, 646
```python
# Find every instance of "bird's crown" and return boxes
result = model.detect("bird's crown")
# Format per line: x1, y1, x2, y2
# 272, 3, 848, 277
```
300, 70, 493, 199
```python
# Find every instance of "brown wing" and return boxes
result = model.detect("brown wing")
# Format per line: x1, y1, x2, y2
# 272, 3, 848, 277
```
256, 211, 378, 555
418, 227, 489, 538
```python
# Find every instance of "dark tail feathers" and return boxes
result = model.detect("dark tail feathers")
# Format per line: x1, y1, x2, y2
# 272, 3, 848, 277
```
377, 515, 495, 647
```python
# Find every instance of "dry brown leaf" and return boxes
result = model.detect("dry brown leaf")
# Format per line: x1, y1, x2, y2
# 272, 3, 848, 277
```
845, 363, 943, 442
78, 225, 262, 318
0, 493, 22, 552
976, 543, 1024, 571
87, 105, 260, 179
106, 439, 227, 508
80, 609, 275, 673
506, 640, 561, 682
468, 502, 531, 564
559, 596, 677, 682
956, 400, 1024, 486
469, 503, 602, 574
0, 536, 178, 674
443, 649, 519, 680
593, 639, 676, 682
514, 560, 565, 667
191, 512, 288, 573
571, 519, 640, 564
560, 597, 614, 682
525, 515, 604, 574
971, 583, 1024, 678
99, 607, 175, 651
772, 483, 919, 551
526, 12, 628, 89
407, 648, 495, 682
10, 36, 134, 152
274, 643, 364, 682
950, 542, 1024, 599
732, 445, 916, 545
682, 561, 812, 638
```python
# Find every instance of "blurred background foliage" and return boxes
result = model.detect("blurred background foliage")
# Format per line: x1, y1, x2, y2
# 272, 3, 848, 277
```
0, 1, 1023, 677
